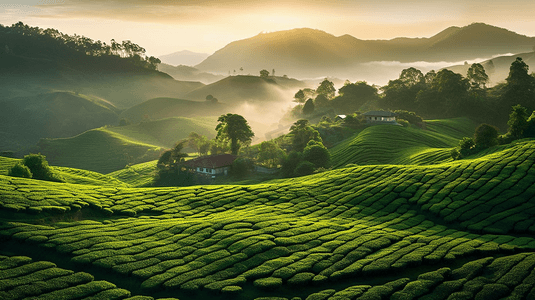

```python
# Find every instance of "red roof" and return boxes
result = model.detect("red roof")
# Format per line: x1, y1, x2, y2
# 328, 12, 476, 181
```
183, 154, 237, 169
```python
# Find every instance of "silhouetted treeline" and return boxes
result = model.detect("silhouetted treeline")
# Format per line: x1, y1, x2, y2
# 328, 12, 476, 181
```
0, 22, 161, 72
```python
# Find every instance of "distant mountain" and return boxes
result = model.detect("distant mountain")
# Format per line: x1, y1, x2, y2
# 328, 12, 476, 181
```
196, 23, 535, 78
443, 51, 535, 85
159, 50, 210, 66
183, 75, 308, 104
158, 63, 225, 84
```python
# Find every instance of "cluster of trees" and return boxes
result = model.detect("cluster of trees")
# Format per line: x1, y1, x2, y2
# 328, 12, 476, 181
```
452, 104, 535, 159
381, 59, 535, 126
289, 58, 534, 131
1, 22, 161, 71
154, 113, 255, 185
291, 79, 380, 119
279, 120, 331, 177
8, 154, 63, 182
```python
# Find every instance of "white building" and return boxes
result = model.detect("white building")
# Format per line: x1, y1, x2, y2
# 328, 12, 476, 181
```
363, 111, 398, 124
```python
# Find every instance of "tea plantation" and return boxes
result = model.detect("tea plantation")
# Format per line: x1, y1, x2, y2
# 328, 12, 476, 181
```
1, 132, 535, 299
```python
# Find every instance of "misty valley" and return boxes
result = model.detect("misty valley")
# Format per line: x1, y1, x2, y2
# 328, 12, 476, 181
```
1, 21, 535, 300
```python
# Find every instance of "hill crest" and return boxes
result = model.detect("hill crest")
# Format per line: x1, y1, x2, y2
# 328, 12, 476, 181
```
195, 23, 535, 78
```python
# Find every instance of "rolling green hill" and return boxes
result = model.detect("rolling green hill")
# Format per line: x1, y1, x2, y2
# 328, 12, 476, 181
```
0, 91, 119, 154
183, 75, 308, 104
105, 117, 217, 148
330, 118, 477, 168
33, 116, 217, 175
1, 138, 535, 299
36, 128, 163, 174
120, 98, 228, 123
107, 160, 158, 187
0, 156, 128, 187
0, 22, 204, 108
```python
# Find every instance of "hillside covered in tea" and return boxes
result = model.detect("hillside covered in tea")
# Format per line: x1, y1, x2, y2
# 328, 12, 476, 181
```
1, 132, 535, 299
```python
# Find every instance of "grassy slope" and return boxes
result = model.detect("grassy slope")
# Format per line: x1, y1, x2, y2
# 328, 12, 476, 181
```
120, 97, 228, 123
1, 139, 535, 299
183, 75, 307, 103
36, 116, 217, 174
0, 91, 120, 154
37, 128, 163, 174
107, 160, 158, 187
0, 157, 129, 187
330, 118, 477, 168
106, 117, 217, 148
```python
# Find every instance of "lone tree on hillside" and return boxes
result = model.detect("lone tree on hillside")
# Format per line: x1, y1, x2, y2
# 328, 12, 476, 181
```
260, 69, 270, 78
216, 113, 254, 155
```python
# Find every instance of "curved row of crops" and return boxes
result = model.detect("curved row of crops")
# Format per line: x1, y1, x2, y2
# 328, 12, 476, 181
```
1, 135, 534, 299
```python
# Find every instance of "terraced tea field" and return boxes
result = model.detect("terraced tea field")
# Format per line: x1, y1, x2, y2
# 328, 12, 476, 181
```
1, 134, 535, 299
330, 118, 477, 167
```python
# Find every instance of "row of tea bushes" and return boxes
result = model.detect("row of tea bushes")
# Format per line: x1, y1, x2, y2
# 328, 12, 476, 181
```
0, 255, 179, 300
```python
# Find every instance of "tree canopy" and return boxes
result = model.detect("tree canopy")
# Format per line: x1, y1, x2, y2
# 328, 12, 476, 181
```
316, 79, 336, 99
467, 63, 489, 90
216, 113, 254, 155
289, 119, 322, 153
0, 22, 161, 71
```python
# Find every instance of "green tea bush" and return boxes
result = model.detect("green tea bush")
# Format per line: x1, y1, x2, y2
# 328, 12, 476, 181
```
8, 163, 32, 178
253, 277, 283, 289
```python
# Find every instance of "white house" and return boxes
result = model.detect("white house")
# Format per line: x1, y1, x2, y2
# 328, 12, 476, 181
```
182, 154, 237, 178
363, 111, 398, 125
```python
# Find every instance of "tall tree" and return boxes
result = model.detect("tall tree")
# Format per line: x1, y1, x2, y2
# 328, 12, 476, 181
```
316, 79, 336, 99
503, 57, 535, 110
215, 113, 254, 155
302, 98, 315, 115
257, 141, 285, 168
260, 69, 270, 78
294, 89, 306, 103
507, 104, 529, 140
399, 67, 424, 87
467, 63, 489, 90
334, 81, 378, 113
289, 119, 322, 152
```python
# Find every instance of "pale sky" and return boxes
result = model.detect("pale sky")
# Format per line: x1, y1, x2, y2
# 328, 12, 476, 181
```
1, 0, 535, 57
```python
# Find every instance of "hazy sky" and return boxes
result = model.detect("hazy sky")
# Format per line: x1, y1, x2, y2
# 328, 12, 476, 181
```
1, 0, 535, 57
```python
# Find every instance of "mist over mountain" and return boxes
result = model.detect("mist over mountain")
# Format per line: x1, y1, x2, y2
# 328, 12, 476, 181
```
159, 50, 210, 66
443, 51, 535, 85
195, 23, 535, 79
158, 63, 225, 84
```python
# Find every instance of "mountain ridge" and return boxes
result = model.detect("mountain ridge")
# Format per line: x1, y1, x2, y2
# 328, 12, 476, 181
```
195, 23, 535, 78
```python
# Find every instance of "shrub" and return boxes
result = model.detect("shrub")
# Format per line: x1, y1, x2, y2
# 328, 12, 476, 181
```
231, 157, 254, 177
20, 154, 63, 182
281, 151, 302, 177
303, 141, 330, 168
294, 161, 315, 177
8, 163, 32, 178
474, 124, 499, 149
393, 110, 424, 125
397, 119, 410, 127
253, 277, 282, 289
